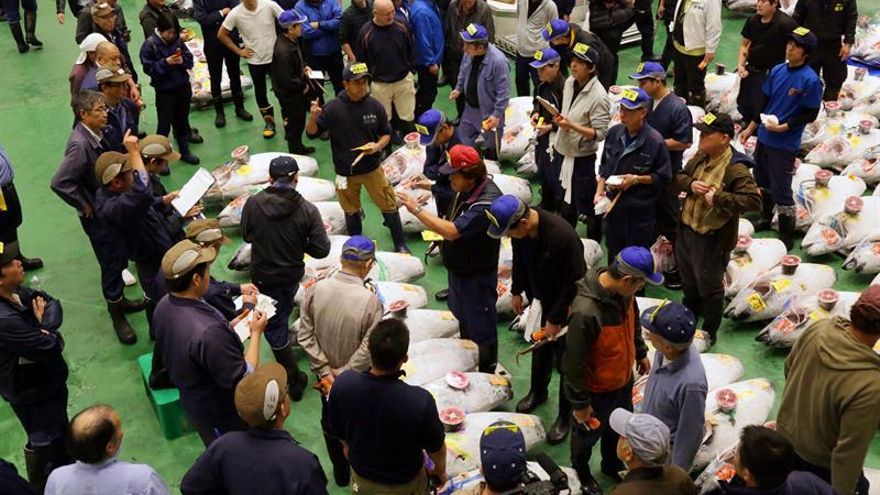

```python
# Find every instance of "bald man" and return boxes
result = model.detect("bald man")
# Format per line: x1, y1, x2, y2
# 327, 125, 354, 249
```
80, 41, 142, 108
45, 405, 170, 495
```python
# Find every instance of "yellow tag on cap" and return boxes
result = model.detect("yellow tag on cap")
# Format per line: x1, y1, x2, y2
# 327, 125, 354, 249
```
421, 230, 443, 242
466, 23, 477, 35
636, 62, 645, 73
415, 123, 429, 135
486, 210, 500, 227
621, 88, 639, 102
534, 50, 543, 61
350, 63, 368, 74
545, 22, 553, 35
703, 113, 717, 125
572, 43, 589, 55
0, 242, 4, 254
793, 26, 810, 35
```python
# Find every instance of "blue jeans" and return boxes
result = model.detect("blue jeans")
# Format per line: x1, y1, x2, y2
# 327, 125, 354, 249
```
447, 270, 498, 346
754, 142, 796, 206
255, 283, 298, 349
79, 216, 127, 301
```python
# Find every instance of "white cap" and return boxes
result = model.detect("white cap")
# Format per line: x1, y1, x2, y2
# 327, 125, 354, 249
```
76, 33, 106, 65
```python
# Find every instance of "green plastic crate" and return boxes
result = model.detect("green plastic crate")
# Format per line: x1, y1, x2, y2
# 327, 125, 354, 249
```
137, 353, 193, 440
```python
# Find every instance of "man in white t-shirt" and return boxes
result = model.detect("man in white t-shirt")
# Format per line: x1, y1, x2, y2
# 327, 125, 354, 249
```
218, 0, 284, 139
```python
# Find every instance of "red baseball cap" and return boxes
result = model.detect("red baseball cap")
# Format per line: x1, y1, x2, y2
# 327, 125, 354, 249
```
440, 144, 481, 175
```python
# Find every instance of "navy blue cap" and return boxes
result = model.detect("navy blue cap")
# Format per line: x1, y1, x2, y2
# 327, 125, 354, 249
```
278, 9, 307, 27
640, 301, 697, 344
629, 61, 666, 80
570, 42, 598, 65
789, 26, 818, 51
486, 195, 529, 239
613, 246, 664, 285
416, 109, 447, 145
541, 19, 570, 41
480, 421, 527, 490
341, 236, 376, 261
343, 62, 371, 81
529, 47, 561, 68
269, 155, 299, 179
0, 240, 21, 266
460, 23, 489, 43
618, 87, 651, 110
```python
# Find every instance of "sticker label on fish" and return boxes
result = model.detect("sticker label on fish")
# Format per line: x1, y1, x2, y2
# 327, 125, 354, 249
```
747, 294, 766, 312
771, 279, 790, 292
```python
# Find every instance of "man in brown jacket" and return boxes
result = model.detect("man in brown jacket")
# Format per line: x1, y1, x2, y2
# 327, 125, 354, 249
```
674, 112, 761, 344
776, 286, 880, 495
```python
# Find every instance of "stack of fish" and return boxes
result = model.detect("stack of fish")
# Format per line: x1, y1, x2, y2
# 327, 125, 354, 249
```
184, 37, 253, 105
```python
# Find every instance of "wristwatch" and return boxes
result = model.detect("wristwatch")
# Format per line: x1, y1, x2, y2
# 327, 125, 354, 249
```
413, 205, 424, 215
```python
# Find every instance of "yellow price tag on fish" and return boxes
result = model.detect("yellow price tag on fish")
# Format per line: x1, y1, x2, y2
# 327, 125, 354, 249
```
771, 279, 791, 292
421, 230, 443, 242
490, 375, 510, 386
848, 135, 861, 147
440, 310, 455, 320
234, 164, 252, 176
461, 340, 477, 350
747, 293, 766, 312
809, 308, 828, 321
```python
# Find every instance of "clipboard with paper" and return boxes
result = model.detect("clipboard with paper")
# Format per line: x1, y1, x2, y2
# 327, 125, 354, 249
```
171, 168, 215, 216
535, 96, 560, 117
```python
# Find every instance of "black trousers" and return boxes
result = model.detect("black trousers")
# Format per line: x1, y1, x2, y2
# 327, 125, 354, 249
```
736, 69, 768, 125
203, 32, 242, 99
0, 181, 23, 243
655, 181, 681, 243
320, 394, 349, 483
570, 381, 631, 483
535, 135, 558, 211
673, 49, 707, 106
415, 65, 439, 119
515, 54, 539, 97
79, 216, 127, 301
604, 208, 655, 262
10, 388, 72, 477
444, 54, 466, 118
659, 18, 675, 69
155, 85, 193, 155
305, 53, 344, 95
278, 94, 308, 152
191, 414, 247, 447
247, 62, 273, 109
632, 7, 655, 60
810, 39, 847, 101
675, 225, 728, 339
529, 332, 570, 417
594, 24, 627, 85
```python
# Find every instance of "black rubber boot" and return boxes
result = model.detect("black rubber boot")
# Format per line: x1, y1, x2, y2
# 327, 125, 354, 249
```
260, 106, 276, 139
272, 344, 308, 401
23, 446, 48, 490
233, 93, 253, 121
149, 348, 173, 389
213, 97, 226, 128
122, 295, 146, 313
701, 296, 725, 345
547, 378, 572, 444
753, 188, 776, 231
434, 288, 449, 301
663, 267, 682, 290
778, 206, 797, 251
515, 390, 548, 413
10, 22, 29, 53
382, 211, 411, 254
344, 212, 363, 236
24, 11, 41, 47
585, 215, 603, 245
477, 341, 498, 373
107, 299, 137, 345
145, 297, 156, 340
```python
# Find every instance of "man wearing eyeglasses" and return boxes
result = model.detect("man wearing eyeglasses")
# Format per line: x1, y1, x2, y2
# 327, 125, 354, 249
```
96, 66, 140, 153
297, 235, 383, 488
562, 246, 655, 495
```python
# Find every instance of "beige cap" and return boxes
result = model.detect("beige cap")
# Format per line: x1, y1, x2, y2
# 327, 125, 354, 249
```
96, 66, 131, 84
139, 134, 182, 161
235, 363, 288, 428
94, 151, 132, 185
161, 240, 217, 280
90, 2, 114, 17
185, 219, 232, 246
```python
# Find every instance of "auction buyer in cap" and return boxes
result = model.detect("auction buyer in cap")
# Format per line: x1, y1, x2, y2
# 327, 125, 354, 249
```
396, 144, 503, 373
449, 420, 528, 495
561, 246, 657, 493
448, 23, 509, 160
668, 0, 721, 107
88, 1, 140, 84
541, 18, 616, 92
241, 155, 331, 402
486, 195, 587, 445
95, 66, 140, 154
408, 108, 460, 218
270, 9, 315, 156
597, 86, 672, 263
74, 0, 130, 45
528, 46, 566, 213
153, 240, 269, 446
790, 0, 856, 102
549, 41, 609, 238
674, 111, 760, 343
306, 63, 411, 254
739, 27, 822, 251
608, 408, 698, 494
0, 241, 72, 490
638, 301, 707, 471
181, 363, 329, 494
297, 235, 383, 487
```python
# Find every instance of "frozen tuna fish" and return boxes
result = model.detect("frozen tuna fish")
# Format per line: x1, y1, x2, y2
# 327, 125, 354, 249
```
841, 146, 880, 185
724, 236, 788, 298
756, 290, 860, 348
724, 262, 837, 322
634, 353, 744, 414
499, 97, 538, 160
403, 338, 480, 386
793, 172, 866, 231
422, 372, 514, 413
381, 145, 426, 185
802, 196, 880, 256
205, 151, 319, 202
842, 235, 880, 274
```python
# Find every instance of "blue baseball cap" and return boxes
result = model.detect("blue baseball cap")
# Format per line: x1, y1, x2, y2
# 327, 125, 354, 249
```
640, 301, 696, 344
416, 109, 447, 145
341, 236, 376, 261
529, 47, 561, 68
613, 246, 664, 285
278, 9, 307, 28
480, 421, 527, 490
541, 19, 570, 41
789, 26, 818, 52
486, 195, 529, 239
629, 61, 666, 81
618, 87, 651, 110
268, 155, 299, 179
570, 42, 598, 65
460, 23, 489, 43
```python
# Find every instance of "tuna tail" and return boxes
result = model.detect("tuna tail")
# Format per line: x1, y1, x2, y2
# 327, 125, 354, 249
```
841, 256, 860, 271
755, 328, 770, 343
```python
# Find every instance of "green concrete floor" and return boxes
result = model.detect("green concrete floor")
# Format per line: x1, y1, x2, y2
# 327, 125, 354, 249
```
1, 3, 879, 493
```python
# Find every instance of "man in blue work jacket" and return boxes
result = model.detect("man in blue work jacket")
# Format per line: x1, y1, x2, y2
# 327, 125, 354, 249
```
450, 23, 509, 160
598, 87, 672, 262
410, 0, 444, 118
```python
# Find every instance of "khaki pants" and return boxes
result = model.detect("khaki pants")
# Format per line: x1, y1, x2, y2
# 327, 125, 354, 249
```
370, 73, 416, 122
350, 468, 429, 495
337, 167, 398, 214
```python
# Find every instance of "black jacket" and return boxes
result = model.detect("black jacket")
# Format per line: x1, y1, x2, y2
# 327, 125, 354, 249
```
532, 72, 565, 140
139, 3, 178, 40
440, 178, 502, 275
339, 1, 372, 48
511, 209, 586, 326
792, 0, 857, 44
271, 35, 307, 99
588, 0, 633, 30
193, 0, 239, 32
241, 184, 331, 286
